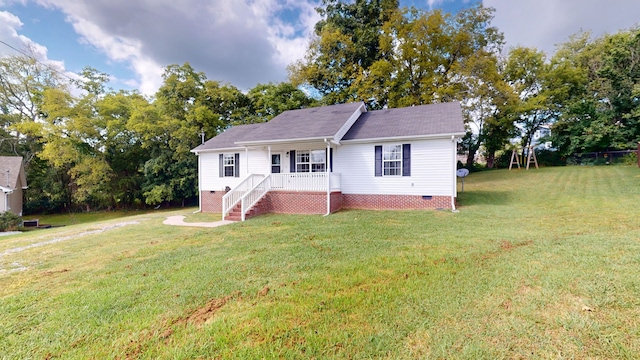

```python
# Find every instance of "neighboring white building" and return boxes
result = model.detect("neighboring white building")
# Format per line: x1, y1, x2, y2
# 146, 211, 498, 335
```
0, 156, 28, 216
191, 102, 465, 221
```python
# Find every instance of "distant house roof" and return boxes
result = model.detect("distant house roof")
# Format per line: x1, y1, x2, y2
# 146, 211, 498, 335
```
342, 102, 465, 141
0, 156, 27, 190
192, 101, 465, 152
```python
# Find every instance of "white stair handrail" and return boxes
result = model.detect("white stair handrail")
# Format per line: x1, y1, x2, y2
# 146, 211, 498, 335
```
222, 174, 264, 220
239, 174, 272, 221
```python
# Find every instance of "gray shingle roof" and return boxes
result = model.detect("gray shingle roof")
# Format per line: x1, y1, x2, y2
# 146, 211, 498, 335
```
236, 102, 364, 144
342, 102, 465, 141
192, 101, 465, 152
0, 156, 26, 189
192, 123, 266, 152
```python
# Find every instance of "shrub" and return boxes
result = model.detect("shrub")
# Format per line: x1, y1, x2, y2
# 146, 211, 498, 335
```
620, 152, 638, 166
535, 149, 566, 166
0, 212, 22, 232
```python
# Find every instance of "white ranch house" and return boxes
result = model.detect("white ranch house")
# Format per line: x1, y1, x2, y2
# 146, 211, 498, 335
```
191, 101, 465, 221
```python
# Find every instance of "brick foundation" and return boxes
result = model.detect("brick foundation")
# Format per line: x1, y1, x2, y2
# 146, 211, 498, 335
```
265, 191, 340, 214
342, 194, 453, 210
200, 191, 225, 213
200, 191, 453, 216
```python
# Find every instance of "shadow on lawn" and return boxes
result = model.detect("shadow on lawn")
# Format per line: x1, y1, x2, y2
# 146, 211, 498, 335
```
458, 190, 512, 207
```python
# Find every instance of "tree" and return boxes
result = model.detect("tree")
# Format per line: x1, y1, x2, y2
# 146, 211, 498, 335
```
136, 63, 253, 206
0, 51, 62, 161
502, 47, 555, 159
459, 50, 517, 168
247, 82, 317, 122
289, 0, 399, 106
550, 28, 640, 156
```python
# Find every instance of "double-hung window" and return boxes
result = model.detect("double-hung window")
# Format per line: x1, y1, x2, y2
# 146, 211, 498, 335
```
219, 153, 240, 178
223, 154, 235, 177
375, 144, 411, 177
296, 150, 326, 172
383, 145, 402, 176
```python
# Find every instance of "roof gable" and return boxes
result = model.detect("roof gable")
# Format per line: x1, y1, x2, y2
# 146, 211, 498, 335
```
192, 123, 266, 152
342, 102, 465, 141
0, 156, 26, 190
235, 102, 365, 145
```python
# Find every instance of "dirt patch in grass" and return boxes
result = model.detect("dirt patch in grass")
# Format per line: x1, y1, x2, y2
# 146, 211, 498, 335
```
184, 291, 241, 326
122, 291, 242, 358
41, 268, 70, 276
480, 240, 534, 261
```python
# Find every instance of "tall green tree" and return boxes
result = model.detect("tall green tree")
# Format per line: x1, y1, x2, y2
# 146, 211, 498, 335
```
0, 52, 61, 161
459, 51, 517, 168
358, 4, 503, 109
550, 28, 640, 155
247, 82, 317, 122
502, 47, 556, 158
289, 0, 399, 106
136, 63, 252, 206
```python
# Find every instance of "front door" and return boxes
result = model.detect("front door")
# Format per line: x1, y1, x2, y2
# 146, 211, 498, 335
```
271, 153, 282, 174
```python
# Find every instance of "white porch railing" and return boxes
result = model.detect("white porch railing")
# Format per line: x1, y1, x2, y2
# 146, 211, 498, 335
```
225, 172, 342, 221
222, 174, 265, 220
270, 173, 340, 192
239, 175, 272, 221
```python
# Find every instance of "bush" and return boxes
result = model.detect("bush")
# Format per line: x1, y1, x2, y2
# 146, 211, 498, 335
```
620, 152, 638, 166
0, 212, 22, 232
535, 149, 566, 166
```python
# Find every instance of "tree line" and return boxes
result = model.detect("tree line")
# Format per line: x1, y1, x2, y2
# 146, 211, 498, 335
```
1, 0, 639, 213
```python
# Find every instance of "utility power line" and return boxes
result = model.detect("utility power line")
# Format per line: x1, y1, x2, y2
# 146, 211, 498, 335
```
0, 39, 81, 84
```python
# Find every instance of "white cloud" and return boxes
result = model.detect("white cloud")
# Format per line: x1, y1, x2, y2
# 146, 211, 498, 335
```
484, 0, 640, 55
0, 10, 70, 77
21, 0, 321, 94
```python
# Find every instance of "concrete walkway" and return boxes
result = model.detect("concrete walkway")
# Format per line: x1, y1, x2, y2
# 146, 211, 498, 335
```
163, 215, 235, 228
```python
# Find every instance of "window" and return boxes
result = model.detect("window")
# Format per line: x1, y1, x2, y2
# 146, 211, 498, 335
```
223, 154, 235, 177
375, 144, 410, 177
296, 150, 326, 172
271, 154, 281, 173
383, 145, 402, 176
219, 153, 240, 177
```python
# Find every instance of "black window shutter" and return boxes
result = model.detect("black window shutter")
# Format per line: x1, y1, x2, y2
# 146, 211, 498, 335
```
234, 153, 240, 177
402, 144, 411, 176
289, 150, 296, 173
219, 154, 223, 177
329, 148, 333, 172
374, 145, 382, 177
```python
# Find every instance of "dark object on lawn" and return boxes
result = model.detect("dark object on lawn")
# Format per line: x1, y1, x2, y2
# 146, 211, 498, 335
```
23, 219, 39, 227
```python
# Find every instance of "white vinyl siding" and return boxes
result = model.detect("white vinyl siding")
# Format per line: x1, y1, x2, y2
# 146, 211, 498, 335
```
335, 138, 456, 196
198, 149, 270, 191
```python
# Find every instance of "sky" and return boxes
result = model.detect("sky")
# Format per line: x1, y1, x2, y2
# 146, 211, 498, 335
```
1, 0, 639, 96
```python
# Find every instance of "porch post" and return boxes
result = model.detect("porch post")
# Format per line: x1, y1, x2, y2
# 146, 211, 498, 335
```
325, 139, 331, 215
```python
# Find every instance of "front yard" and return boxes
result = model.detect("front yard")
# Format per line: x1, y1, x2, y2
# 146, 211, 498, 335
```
1, 166, 639, 359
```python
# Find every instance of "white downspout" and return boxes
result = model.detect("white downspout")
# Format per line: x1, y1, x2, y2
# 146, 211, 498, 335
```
324, 139, 331, 216
196, 152, 202, 213
451, 135, 458, 212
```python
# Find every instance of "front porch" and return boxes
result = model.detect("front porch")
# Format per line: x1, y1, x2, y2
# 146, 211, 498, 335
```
222, 172, 341, 221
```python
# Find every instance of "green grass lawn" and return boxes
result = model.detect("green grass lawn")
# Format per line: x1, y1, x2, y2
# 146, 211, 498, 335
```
1, 166, 639, 359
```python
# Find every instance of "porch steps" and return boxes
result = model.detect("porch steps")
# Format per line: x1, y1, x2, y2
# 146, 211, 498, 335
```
224, 197, 267, 221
